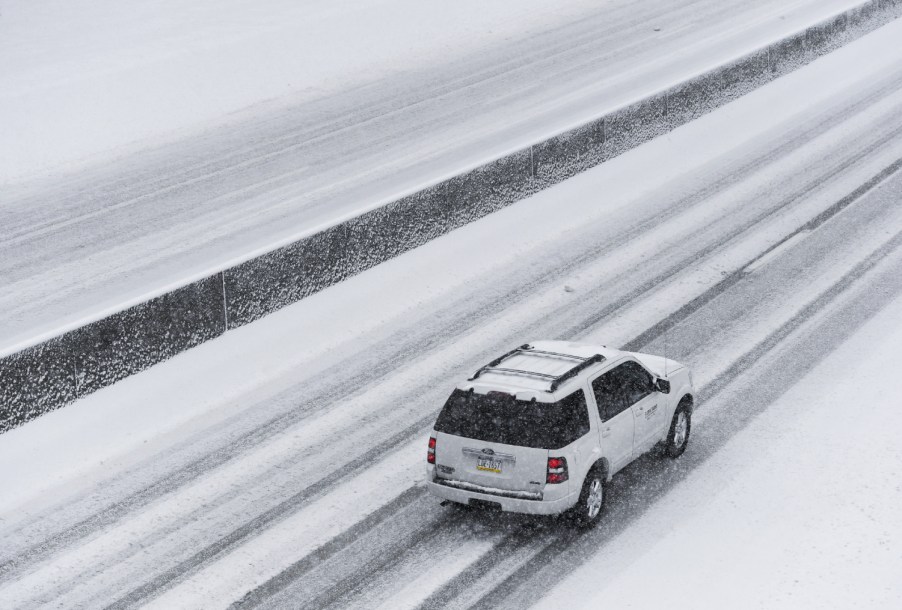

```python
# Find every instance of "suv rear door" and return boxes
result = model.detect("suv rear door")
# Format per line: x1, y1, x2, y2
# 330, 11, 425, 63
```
434, 433, 549, 493
432, 389, 590, 493
591, 364, 635, 473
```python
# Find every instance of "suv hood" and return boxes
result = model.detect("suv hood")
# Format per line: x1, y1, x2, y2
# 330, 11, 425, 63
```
629, 351, 684, 378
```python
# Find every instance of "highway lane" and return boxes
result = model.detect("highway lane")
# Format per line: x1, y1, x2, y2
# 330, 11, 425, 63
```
247, 165, 902, 610
412, 178, 902, 610
0, 0, 861, 351
2, 31, 902, 607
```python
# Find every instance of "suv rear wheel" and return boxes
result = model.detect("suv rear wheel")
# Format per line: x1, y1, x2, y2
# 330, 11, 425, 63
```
568, 466, 606, 527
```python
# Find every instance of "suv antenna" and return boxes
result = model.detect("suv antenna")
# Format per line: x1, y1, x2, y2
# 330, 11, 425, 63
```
664, 328, 668, 377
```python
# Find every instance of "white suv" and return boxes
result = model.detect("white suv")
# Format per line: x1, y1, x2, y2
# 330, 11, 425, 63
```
425, 340, 694, 526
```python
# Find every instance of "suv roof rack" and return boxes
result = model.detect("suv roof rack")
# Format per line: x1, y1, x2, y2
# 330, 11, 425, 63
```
468, 344, 605, 393
548, 354, 604, 392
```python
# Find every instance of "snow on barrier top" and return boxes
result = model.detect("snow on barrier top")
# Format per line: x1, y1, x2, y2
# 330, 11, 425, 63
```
2, 0, 901, 431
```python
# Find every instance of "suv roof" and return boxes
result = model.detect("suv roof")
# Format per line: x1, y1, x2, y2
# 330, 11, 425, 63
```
458, 340, 623, 401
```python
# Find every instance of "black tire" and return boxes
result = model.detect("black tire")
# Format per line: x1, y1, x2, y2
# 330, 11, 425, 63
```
664, 402, 691, 458
567, 466, 606, 528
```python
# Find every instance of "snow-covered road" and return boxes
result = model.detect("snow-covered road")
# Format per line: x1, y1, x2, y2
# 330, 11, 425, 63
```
0, 0, 874, 353
535, 288, 902, 610
2, 14, 902, 610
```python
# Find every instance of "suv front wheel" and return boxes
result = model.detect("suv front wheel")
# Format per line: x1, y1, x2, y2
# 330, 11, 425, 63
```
664, 402, 691, 458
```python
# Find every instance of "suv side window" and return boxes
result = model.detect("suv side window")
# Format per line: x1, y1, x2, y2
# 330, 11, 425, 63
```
592, 367, 630, 422
593, 361, 655, 421
620, 361, 654, 406
560, 389, 591, 439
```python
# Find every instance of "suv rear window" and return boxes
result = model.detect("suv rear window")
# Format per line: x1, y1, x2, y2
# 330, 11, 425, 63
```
434, 389, 590, 449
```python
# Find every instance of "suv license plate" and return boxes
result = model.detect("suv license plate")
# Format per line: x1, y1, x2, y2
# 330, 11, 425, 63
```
476, 458, 502, 473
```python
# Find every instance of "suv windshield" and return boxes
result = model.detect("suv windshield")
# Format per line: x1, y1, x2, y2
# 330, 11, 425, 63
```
434, 389, 589, 449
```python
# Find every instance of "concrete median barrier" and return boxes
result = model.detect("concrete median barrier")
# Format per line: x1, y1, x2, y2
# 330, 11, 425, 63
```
1, 277, 225, 431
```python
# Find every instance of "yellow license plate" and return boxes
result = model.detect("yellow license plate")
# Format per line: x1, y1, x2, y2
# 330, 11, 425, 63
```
477, 458, 502, 473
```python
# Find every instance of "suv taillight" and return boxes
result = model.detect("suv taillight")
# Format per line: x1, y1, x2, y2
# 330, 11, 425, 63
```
427, 436, 436, 464
546, 456, 568, 484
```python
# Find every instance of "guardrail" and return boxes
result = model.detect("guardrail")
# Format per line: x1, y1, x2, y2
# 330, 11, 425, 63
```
2, 0, 900, 432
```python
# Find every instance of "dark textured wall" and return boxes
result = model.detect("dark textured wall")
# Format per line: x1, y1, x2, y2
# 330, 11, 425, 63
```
445, 151, 536, 227
72, 276, 226, 396
532, 117, 606, 187
224, 183, 452, 327
720, 48, 772, 102
0, 276, 225, 432
225, 152, 538, 327
2, 0, 900, 432
0, 339, 75, 430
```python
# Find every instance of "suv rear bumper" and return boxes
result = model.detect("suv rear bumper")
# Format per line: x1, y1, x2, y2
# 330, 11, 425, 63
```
426, 479, 578, 515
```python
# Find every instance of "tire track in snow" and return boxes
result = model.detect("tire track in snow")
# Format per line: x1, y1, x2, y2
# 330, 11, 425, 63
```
231, 153, 902, 609
468, 235, 902, 610
0, 0, 723, 243
419, 202, 902, 610
300, 219, 902, 610
0, 0, 726, 256
277, 512, 475, 610
5, 58, 902, 608
1, 0, 844, 346
8, 98, 902, 604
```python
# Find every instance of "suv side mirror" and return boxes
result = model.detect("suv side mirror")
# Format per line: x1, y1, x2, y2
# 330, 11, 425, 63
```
655, 378, 671, 394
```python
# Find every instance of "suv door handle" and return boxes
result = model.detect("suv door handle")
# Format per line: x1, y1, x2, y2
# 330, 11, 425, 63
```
602, 427, 612, 438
